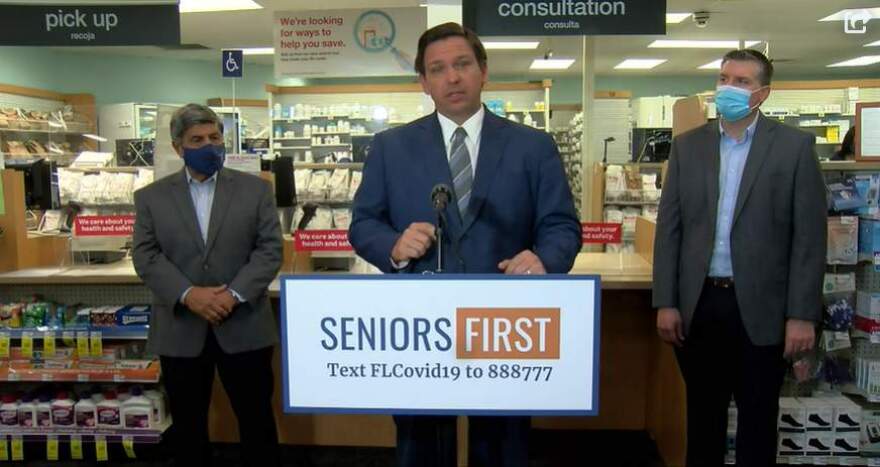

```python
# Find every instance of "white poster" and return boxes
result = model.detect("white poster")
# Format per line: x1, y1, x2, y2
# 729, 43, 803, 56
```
224, 153, 261, 174
274, 8, 426, 78
281, 275, 600, 415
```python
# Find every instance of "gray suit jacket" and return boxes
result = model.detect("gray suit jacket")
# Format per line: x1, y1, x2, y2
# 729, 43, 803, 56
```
133, 168, 282, 357
652, 114, 827, 346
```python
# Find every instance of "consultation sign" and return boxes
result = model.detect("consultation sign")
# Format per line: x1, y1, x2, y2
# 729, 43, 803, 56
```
463, 0, 666, 36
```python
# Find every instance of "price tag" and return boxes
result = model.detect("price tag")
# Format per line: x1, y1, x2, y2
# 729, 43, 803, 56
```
21, 331, 34, 359
11, 435, 23, 461
95, 436, 108, 462
70, 435, 83, 460
47, 435, 59, 461
7, 372, 20, 382
113, 373, 126, 383
41, 372, 53, 382
123, 436, 136, 459
90, 331, 103, 358
0, 332, 9, 358
0, 436, 8, 461
76, 332, 89, 357
43, 331, 56, 357
62, 331, 75, 347
77, 373, 90, 382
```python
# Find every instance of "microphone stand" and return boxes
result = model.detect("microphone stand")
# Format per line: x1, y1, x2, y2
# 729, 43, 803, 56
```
435, 210, 446, 273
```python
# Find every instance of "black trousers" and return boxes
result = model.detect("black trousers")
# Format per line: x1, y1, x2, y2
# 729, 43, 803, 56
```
160, 331, 280, 467
393, 415, 529, 467
675, 282, 786, 467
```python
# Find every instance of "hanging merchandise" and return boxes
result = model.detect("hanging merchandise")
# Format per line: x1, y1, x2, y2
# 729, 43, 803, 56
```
827, 216, 858, 265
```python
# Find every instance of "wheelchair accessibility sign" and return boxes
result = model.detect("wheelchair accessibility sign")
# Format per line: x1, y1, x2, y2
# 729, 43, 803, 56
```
222, 49, 243, 78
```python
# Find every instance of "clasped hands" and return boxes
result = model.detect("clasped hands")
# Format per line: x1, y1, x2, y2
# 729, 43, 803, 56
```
184, 285, 238, 325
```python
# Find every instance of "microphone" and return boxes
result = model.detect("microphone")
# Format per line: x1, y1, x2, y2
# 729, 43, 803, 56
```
431, 184, 452, 212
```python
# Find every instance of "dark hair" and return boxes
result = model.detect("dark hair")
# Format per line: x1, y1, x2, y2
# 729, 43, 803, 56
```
833, 126, 856, 160
170, 104, 224, 145
721, 49, 774, 86
415, 22, 487, 76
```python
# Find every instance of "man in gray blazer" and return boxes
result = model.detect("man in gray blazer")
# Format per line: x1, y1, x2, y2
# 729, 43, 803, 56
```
653, 50, 827, 466
133, 104, 282, 467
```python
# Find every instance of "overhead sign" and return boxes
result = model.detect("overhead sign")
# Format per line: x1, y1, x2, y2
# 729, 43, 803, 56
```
222, 49, 243, 78
0, 3, 180, 46
582, 223, 622, 244
463, 0, 666, 36
273, 8, 426, 78
280, 275, 600, 415
74, 215, 135, 237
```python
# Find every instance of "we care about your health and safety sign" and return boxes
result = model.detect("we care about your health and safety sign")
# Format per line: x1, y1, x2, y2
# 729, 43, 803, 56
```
281, 275, 600, 415
273, 8, 426, 78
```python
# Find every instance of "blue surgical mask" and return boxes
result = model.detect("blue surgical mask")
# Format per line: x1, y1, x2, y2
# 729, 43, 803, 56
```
183, 144, 225, 177
715, 85, 764, 122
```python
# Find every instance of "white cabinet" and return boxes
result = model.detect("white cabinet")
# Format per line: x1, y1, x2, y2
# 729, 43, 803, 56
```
632, 96, 681, 129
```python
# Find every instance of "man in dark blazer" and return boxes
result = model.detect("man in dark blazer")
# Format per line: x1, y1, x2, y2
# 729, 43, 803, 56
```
349, 22, 580, 467
133, 104, 282, 467
653, 50, 827, 466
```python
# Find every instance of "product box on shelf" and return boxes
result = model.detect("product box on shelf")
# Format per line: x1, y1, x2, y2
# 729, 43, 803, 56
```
825, 396, 862, 432
854, 396, 880, 455
854, 173, 880, 218
860, 219, 880, 262
801, 398, 834, 431
827, 216, 859, 265
834, 432, 860, 457
778, 432, 806, 457
779, 397, 807, 433
804, 431, 834, 457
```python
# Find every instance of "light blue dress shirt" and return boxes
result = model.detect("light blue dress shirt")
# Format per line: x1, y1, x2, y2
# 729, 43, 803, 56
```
709, 116, 759, 278
180, 169, 245, 304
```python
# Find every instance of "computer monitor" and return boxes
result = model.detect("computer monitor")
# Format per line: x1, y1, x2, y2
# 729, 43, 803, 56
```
6, 158, 57, 210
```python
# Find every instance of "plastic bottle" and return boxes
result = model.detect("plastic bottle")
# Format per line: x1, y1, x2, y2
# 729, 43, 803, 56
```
17, 394, 36, 428
51, 391, 75, 427
97, 391, 121, 428
90, 386, 105, 404
75, 392, 97, 428
122, 387, 152, 429
36, 393, 53, 428
0, 394, 18, 427
144, 389, 166, 425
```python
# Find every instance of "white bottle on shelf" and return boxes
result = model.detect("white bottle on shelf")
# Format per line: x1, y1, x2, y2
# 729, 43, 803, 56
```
273, 103, 281, 119
143, 389, 166, 425
122, 387, 152, 429
97, 391, 121, 428
51, 391, 75, 427
0, 395, 18, 427
17, 394, 36, 428
90, 386, 105, 404
75, 392, 97, 428
36, 394, 53, 428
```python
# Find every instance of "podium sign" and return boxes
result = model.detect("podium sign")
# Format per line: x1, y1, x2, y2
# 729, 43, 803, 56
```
280, 275, 600, 415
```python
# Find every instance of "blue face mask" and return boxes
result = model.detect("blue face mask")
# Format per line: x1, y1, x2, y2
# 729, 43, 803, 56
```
182, 144, 225, 177
715, 85, 764, 122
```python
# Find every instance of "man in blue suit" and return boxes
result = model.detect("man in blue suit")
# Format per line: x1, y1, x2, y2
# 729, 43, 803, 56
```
349, 22, 581, 467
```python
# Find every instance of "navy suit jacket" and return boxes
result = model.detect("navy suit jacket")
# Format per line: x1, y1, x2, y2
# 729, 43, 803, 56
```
349, 108, 581, 274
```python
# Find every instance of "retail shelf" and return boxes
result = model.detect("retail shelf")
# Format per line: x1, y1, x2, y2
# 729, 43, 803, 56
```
351, 133, 375, 137
1, 361, 161, 383
275, 146, 310, 150
312, 143, 351, 148
293, 163, 363, 170
0, 128, 91, 135
310, 131, 351, 136
273, 137, 310, 141
0, 420, 171, 444
275, 115, 368, 121
604, 201, 660, 206
505, 109, 546, 113
822, 161, 880, 172
296, 198, 353, 205
0, 325, 149, 340
800, 124, 841, 128
62, 167, 146, 173
272, 118, 310, 122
